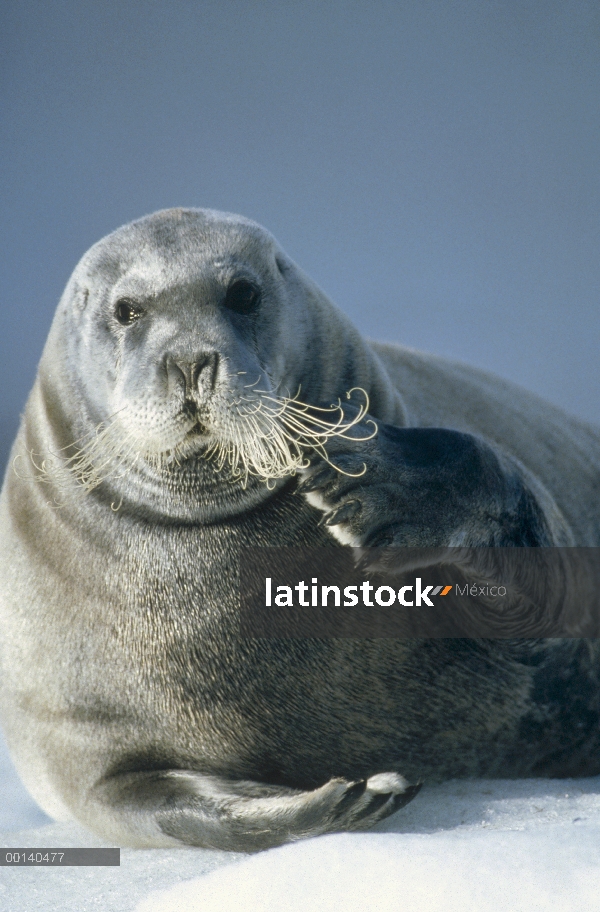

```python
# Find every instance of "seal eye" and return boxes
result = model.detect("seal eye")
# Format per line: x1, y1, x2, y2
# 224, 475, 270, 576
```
115, 299, 142, 326
224, 280, 260, 315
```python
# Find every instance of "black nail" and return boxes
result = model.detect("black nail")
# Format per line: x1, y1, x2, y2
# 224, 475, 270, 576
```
325, 500, 361, 526
298, 467, 333, 493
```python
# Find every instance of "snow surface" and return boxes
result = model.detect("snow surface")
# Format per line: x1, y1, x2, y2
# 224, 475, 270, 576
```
1, 728, 600, 911
137, 827, 600, 912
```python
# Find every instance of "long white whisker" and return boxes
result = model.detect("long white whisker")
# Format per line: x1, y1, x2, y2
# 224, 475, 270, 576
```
26, 387, 376, 497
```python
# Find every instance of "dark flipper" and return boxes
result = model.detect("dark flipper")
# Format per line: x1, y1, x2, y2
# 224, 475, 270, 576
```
88, 769, 421, 851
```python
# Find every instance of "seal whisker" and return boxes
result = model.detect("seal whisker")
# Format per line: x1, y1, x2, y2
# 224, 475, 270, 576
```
189, 387, 377, 485
28, 384, 375, 496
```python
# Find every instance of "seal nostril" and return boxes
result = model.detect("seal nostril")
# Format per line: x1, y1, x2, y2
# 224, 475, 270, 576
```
168, 353, 219, 396
191, 357, 209, 389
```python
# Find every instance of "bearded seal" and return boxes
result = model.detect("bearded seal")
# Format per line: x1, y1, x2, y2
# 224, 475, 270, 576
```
1, 208, 600, 851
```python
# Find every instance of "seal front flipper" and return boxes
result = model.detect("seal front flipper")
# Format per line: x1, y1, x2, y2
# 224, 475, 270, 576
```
300, 421, 572, 550
88, 770, 420, 851
300, 419, 582, 633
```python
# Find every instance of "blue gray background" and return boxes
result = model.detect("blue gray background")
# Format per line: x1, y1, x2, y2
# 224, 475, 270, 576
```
2, 0, 599, 473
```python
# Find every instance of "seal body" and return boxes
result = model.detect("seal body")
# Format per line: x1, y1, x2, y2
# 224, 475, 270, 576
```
1, 208, 599, 851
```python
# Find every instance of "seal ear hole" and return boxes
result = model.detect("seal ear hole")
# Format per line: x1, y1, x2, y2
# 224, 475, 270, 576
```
275, 256, 287, 276
114, 299, 143, 326
77, 287, 89, 313
224, 279, 260, 315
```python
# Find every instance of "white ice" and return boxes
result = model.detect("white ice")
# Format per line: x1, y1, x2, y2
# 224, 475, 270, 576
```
1, 729, 600, 911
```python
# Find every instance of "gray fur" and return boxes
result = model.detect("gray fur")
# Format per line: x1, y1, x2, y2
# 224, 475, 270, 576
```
0, 208, 599, 851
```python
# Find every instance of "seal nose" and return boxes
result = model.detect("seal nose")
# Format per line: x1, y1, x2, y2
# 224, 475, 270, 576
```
167, 353, 219, 396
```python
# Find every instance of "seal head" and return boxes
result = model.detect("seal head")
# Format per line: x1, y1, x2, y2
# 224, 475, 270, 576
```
31, 207, 404, 522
